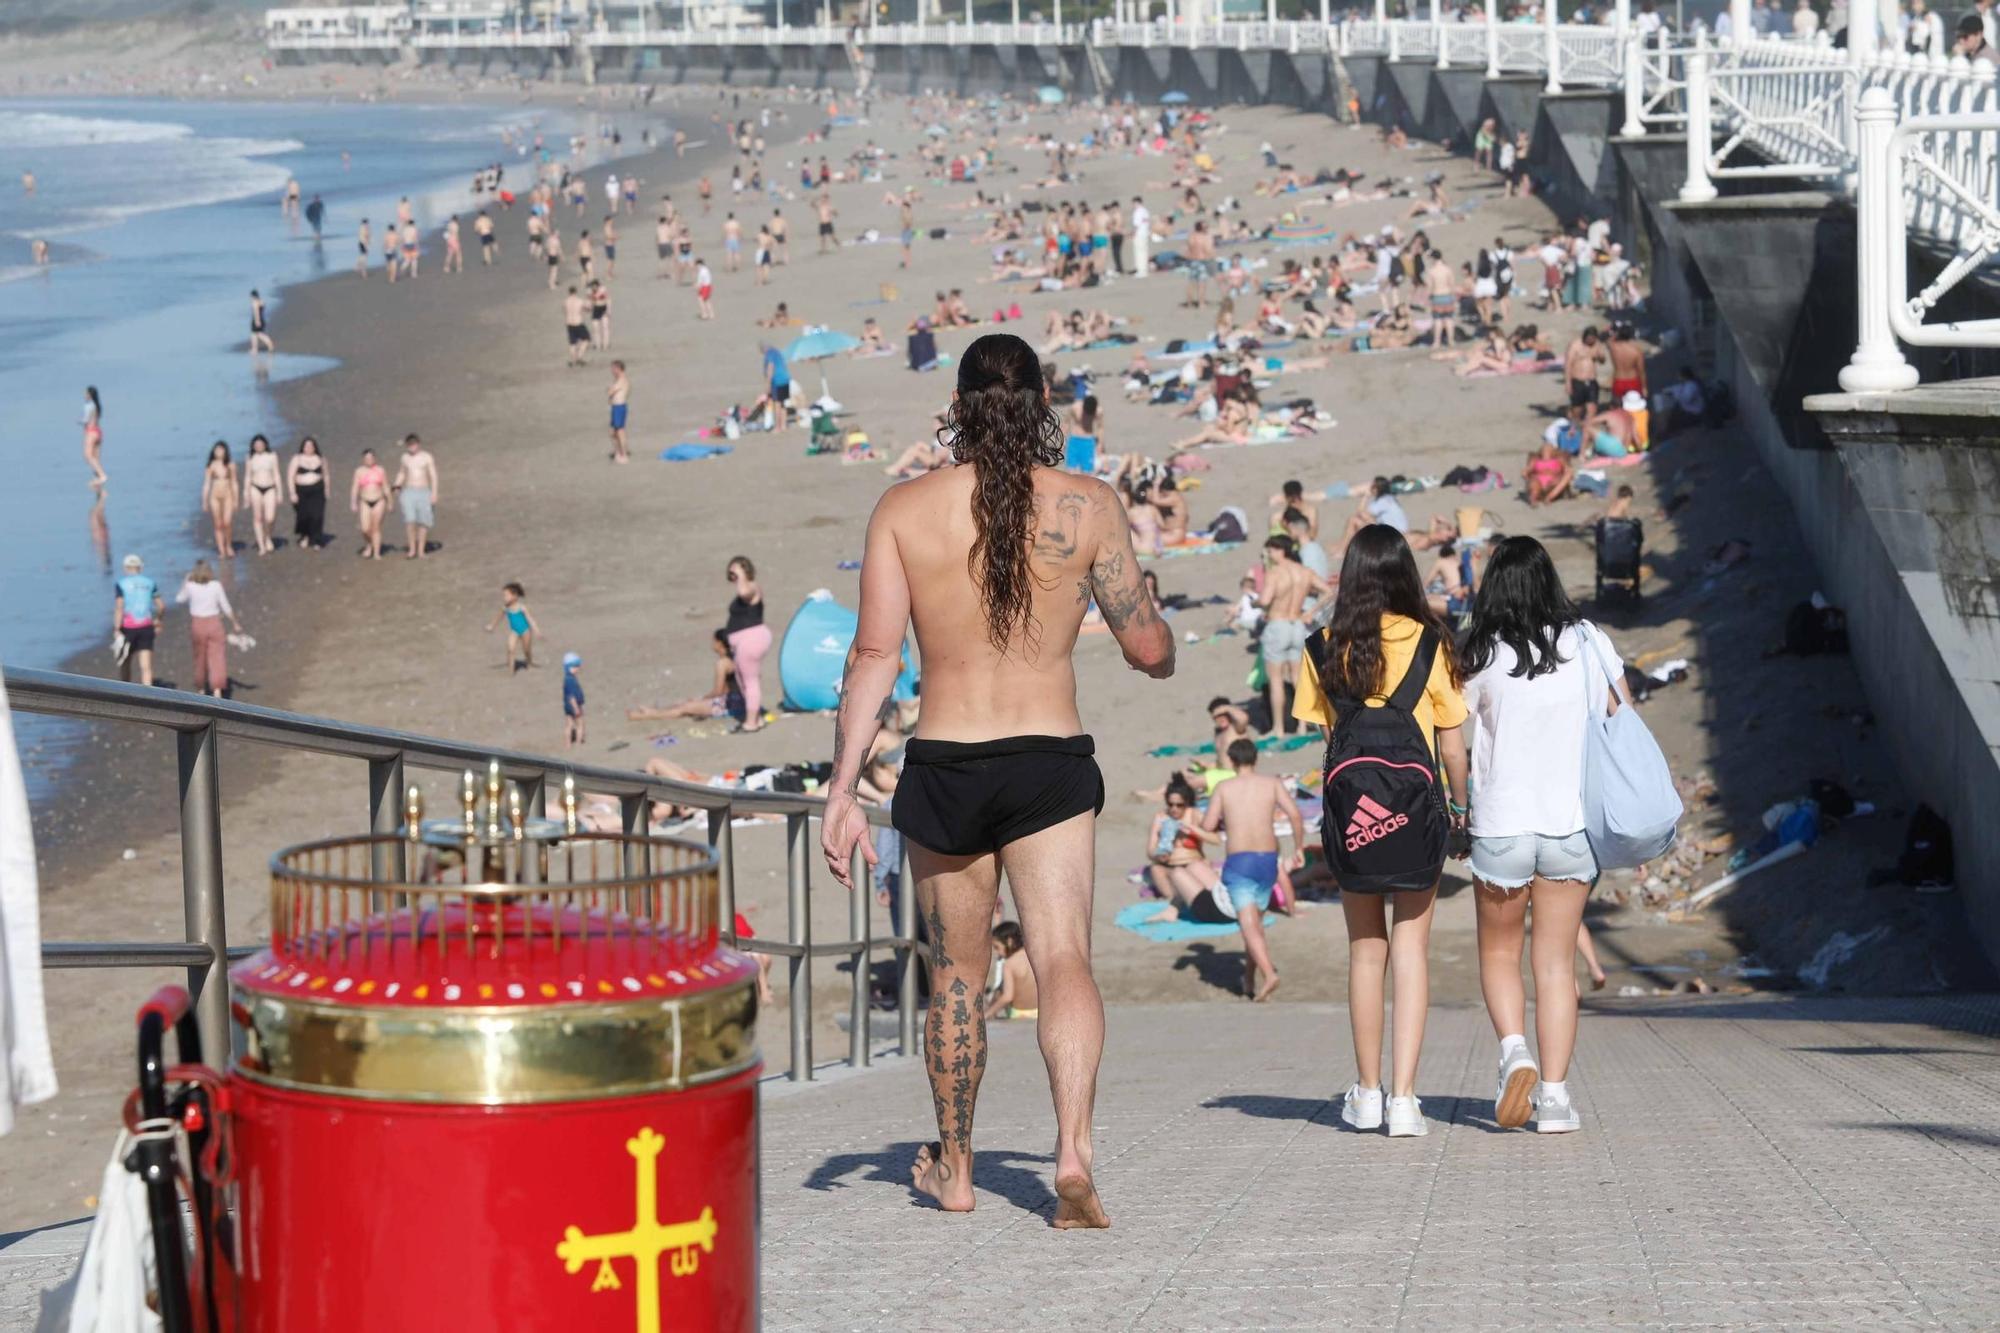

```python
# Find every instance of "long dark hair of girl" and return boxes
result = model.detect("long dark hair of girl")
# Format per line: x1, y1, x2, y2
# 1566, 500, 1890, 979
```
938, 332, 1063, 652
1322, 523, 1460, 699
86, 386, 102, 421
1459, 535, 1581, 680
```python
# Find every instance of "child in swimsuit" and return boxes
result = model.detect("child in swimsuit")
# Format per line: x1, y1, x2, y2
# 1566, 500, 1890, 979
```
485, 581, 539, 671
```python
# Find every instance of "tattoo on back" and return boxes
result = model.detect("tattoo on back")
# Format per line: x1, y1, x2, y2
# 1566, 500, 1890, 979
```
1033, 491, 1089, 567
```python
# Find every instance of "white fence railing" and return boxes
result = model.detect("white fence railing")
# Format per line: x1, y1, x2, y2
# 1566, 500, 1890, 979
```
408, 28, 571, 47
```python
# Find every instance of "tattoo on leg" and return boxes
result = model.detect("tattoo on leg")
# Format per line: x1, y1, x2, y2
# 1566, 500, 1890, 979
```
925, 903, 946, 975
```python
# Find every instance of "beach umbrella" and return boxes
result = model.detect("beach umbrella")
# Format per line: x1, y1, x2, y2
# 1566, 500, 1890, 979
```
1036, 85, 1064, 105
1160, 90, 1191, 104
785, 329, 863, 361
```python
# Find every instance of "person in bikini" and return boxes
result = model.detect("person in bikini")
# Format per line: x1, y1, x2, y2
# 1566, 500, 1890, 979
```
241, 434, 283, 557
248, 290, 274, 356
350, 447, 389, 560
819, 333, 1174, 1228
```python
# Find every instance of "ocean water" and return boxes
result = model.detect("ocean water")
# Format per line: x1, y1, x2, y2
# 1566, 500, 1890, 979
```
0, 97, 626, 795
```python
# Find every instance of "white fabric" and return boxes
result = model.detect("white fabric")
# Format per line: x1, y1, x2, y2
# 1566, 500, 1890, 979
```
1462, 623, 1622, 839
56, 1133, 162, 1333
172, 581, 232, 620
0, 670, 57, 1135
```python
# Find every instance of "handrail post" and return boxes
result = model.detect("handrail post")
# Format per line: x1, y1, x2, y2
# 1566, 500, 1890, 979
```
1433, 0, 1446, 68
1839, 87, 1920, 390
1485, 0, 1499, 76
1543, 0, 1561, 94
1622, 34, 1646, 135
367, 753, 407, 883
895, 841, 916, 1056
709, 803, 738, 947
848, 846, 870, 1068
177, 723, 229, 1061
1680, 44, 1720, 200
785, 811, 814, 1081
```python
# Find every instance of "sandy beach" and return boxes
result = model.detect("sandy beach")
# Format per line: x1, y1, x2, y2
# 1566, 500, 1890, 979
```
7, 83, 1988, 1231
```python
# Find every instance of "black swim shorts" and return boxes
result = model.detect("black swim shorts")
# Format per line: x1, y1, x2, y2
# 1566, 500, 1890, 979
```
891, 734, 1103, 857
568, 323, 589, 344
1569, 379, 1600, 408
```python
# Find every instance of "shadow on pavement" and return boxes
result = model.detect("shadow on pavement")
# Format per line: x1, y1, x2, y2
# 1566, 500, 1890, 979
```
801, 1140, 1058, 1216
1846, 1122, 2000, 1150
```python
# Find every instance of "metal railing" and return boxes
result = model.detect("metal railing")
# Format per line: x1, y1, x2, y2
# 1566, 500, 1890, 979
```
408, 27, 572, 46
1622, 29, 1690, 136
1679, 36, 1856, 201
6, 666, 915, 1085
1842, 92, 2000, 389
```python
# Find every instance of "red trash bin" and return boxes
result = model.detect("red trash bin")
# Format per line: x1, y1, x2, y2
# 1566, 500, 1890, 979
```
225, 778, 761, 1332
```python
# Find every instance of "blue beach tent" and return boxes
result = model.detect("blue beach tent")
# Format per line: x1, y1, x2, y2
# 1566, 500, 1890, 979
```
778, 590, 919, 712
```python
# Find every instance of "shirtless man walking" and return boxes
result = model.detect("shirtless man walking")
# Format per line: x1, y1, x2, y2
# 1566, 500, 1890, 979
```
1258, 535, 1326, 736
1605, 321, 1647, 404
1200, 738, 1308, 1002
1564, 325, 1607, 412
820, 333, 1173, 1229
815, 191, 839, 254
392, 433, 438, 560
607, 359, 632, 463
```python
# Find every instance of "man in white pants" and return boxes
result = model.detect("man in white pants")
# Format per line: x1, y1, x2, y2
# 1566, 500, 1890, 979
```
1131, 196, 1151, 279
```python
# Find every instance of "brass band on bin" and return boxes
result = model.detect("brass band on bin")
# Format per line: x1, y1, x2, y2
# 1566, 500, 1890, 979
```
232, 979, 759, 1105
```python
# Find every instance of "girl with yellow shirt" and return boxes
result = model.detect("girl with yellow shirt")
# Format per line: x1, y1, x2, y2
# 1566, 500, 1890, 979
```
1293, 526, 1471, 1139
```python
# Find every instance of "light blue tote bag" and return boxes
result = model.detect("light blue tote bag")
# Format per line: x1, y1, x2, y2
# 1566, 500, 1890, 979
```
1579, 624, 1682, 868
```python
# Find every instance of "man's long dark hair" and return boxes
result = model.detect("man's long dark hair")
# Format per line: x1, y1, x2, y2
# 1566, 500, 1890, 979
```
938, 333, 1063, 651
1321, 523, 1460, 698
1460, 535, 1582, 680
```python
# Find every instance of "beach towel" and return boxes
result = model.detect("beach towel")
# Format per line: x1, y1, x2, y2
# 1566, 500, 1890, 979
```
1114, 899, 1280, 942
1147, 733, 1321, 759
660, 443, 734, 462
1138, 539, 1244, 562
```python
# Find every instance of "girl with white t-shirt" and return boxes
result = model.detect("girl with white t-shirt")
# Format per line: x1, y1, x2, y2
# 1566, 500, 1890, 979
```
1459, 537, 1624, 1135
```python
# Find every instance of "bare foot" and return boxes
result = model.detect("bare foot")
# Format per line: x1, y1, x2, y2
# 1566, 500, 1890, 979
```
1052, 1171, 1111, 1230
910, 1142, 974, 1213
1254, 972, 1282, 1003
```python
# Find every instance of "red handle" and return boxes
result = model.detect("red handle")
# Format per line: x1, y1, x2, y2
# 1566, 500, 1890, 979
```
138, 984, 192, 1028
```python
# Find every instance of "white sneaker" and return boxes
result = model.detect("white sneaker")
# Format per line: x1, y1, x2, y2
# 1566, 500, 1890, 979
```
1339, 1082, 1383, 1131
1385, 1095, 1428, 1137
1495, 1048, 1539, 1129
1532, 1088, 1582, 1134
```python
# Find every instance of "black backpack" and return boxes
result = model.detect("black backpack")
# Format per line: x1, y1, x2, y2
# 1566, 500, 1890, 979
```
1898, 805, 1954, 889
1307, 626, 1449, 894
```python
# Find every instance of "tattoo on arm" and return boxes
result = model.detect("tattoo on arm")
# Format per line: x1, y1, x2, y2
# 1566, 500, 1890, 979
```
1089, 547, 1155, 633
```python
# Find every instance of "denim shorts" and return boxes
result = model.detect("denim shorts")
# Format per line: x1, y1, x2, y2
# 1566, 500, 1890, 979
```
1468, 830, 1597, 891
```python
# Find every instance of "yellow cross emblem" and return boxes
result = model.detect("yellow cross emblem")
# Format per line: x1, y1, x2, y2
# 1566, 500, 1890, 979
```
556, 1127, 719, 1333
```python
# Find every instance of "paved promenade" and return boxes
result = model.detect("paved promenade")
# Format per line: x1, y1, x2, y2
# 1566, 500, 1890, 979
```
6, 994, 1999, 1330
763, 996, 2000, 1330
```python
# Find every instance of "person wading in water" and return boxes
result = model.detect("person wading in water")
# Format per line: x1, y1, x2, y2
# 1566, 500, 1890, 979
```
820, 333, 1175, 1229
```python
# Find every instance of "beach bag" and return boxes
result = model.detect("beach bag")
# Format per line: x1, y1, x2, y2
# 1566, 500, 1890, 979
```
1309, 626, 1449, 894
1578, 623, 1681, 868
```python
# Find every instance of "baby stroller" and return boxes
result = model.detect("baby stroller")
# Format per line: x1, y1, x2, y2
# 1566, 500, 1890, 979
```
1594, 516, 1644, 603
